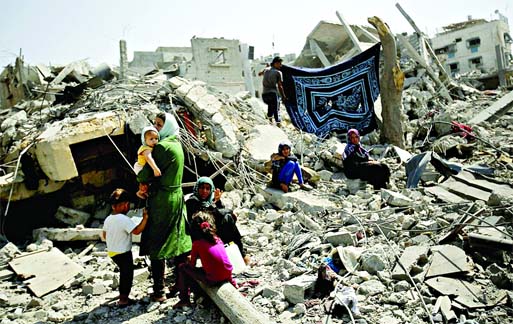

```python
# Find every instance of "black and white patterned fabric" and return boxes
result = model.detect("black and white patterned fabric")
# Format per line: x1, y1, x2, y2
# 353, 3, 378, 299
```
281, 43, 381, 137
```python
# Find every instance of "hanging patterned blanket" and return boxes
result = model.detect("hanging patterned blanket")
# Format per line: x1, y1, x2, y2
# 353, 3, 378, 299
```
281, 43, 381, 137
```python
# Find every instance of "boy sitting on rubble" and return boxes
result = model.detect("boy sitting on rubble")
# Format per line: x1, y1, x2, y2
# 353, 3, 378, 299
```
102, 188, 148, 307
134, 126, 161, 199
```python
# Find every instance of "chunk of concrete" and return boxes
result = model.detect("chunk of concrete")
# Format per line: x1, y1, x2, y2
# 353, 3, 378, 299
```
283, 274, 316, 304
35, 111, 125, 181
357, 279, 385, 296
263, 187, 336, 215
392, 245, 429, 281
55, 206, 91, 226
324, 230, 355, 246
34, 227, 103, 242
426, 245, 470, 278
381, 189, 414, 207
244, 125, 289, 166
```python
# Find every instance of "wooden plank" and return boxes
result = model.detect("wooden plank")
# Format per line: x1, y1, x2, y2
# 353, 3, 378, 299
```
9, 247, 83, 297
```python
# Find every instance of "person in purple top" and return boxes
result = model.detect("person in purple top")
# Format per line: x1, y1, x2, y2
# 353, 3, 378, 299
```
173, 211, 236, 309
342, 128, 390, 190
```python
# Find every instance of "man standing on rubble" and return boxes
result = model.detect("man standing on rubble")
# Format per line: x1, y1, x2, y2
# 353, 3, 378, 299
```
261, 56, 287, 127
137, 112, 191, 302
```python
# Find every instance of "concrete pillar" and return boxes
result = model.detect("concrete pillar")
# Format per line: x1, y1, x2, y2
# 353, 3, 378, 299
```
240, 43, 256, 96
119, 39, 128, 80
496, 44, 506, 87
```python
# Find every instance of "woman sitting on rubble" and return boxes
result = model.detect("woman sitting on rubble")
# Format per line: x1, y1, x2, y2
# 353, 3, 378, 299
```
186, 176, 250, 265
270, 141, 310, 193
342, 128, 390, 190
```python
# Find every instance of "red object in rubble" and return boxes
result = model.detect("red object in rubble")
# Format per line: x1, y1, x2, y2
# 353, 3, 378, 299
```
450, 121, 475, 140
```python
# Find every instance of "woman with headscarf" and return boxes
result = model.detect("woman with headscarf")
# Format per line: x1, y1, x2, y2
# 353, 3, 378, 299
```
271, 141, 308, 193
137, 112, 191, 302
342, 128, 390, 190
185, 177, 249, 265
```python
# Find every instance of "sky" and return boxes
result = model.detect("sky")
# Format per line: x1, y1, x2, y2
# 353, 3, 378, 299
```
0, 0, 511, 68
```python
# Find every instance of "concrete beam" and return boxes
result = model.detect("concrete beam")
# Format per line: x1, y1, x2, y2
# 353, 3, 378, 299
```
397, 34, 452, 102
35, 111, 126, 181
469, 90, 513, 125
308, 38, 331, 67
335, 11, 363, 53
198, 281, 272, 324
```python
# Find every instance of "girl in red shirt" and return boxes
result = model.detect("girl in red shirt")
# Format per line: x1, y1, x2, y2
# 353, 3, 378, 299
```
173, 211, 236, 308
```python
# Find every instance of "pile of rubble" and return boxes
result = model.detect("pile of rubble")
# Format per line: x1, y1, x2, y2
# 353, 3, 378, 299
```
0, 49, 512, 324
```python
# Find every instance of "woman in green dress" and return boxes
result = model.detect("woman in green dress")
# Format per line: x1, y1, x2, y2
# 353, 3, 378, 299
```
137, 112, 192, 301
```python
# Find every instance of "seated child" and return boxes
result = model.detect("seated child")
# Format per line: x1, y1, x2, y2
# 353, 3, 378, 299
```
134, 126, 161, 199
173, 211, 236, 309
102, 189, 149, 307
270, 141, 309, 193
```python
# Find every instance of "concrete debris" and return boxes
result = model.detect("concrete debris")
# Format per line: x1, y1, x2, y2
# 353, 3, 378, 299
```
0, 9, 512, 324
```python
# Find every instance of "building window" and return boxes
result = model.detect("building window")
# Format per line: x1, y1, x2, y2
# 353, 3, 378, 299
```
504, 33, 512, 44
455, 38, 462, 42
466, 37, 481, 53
208, 47, 230, 67
449, 63, 459, 74
469, 57, 483, 68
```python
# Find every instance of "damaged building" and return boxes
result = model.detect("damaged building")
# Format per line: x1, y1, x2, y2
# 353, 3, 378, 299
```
0, 7, 512, 324
431, 12, 513, 88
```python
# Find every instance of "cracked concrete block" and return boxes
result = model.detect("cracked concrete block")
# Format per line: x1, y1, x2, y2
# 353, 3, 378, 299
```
55, 206, 91, 226
1, 110, 27, 131
357, 279, 386, 296
35, 111, 125, 181
263, 187, 336, 215
184, 85, 208, 106
324, 230, 355, 246
283, 274, 316, 304
245, 125, 289, 165
168, 76, 188, 89
381, 189, 414, 207
195, 94, 222, 117
426, 245, 470, 278
391, 245, 429, 281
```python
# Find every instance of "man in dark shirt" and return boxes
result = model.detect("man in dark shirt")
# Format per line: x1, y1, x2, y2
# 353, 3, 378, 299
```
261, 56, 287, 127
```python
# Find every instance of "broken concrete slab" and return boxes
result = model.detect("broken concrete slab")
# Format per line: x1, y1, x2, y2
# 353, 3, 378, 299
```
262, 187, 336, 215
9, 247, 83, 297
35, 111, 126, 181
469, 90, 513, 124
55, 206, 91, 226
282, 274, 316, 304
244, 125, 289, 168
392, 245, 429, 281
33, 227, 102, 242
324, 230, 355, 246
426, 245, 471, 278
425, 186, 467, 204
439, 177, 492, 202
381, 189, 414, 207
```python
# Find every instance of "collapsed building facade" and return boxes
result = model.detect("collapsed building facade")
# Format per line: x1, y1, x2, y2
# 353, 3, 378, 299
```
0, 6, 512, 324
431, 12, 513, 89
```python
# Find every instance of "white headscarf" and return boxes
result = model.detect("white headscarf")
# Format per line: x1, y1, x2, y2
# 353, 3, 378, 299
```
158, 112, 180, 139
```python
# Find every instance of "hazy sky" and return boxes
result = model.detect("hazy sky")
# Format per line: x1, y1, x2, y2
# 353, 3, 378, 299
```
1, 0, 511, 68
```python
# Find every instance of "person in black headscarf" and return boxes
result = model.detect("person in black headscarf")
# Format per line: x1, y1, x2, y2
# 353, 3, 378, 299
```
270, 141, 309, 193
185, 177, 249, 265
342, 128, 390, 190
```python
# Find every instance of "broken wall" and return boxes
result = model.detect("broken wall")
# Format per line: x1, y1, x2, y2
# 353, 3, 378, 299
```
431, 19, 512, 76
186, 37, 247, 95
